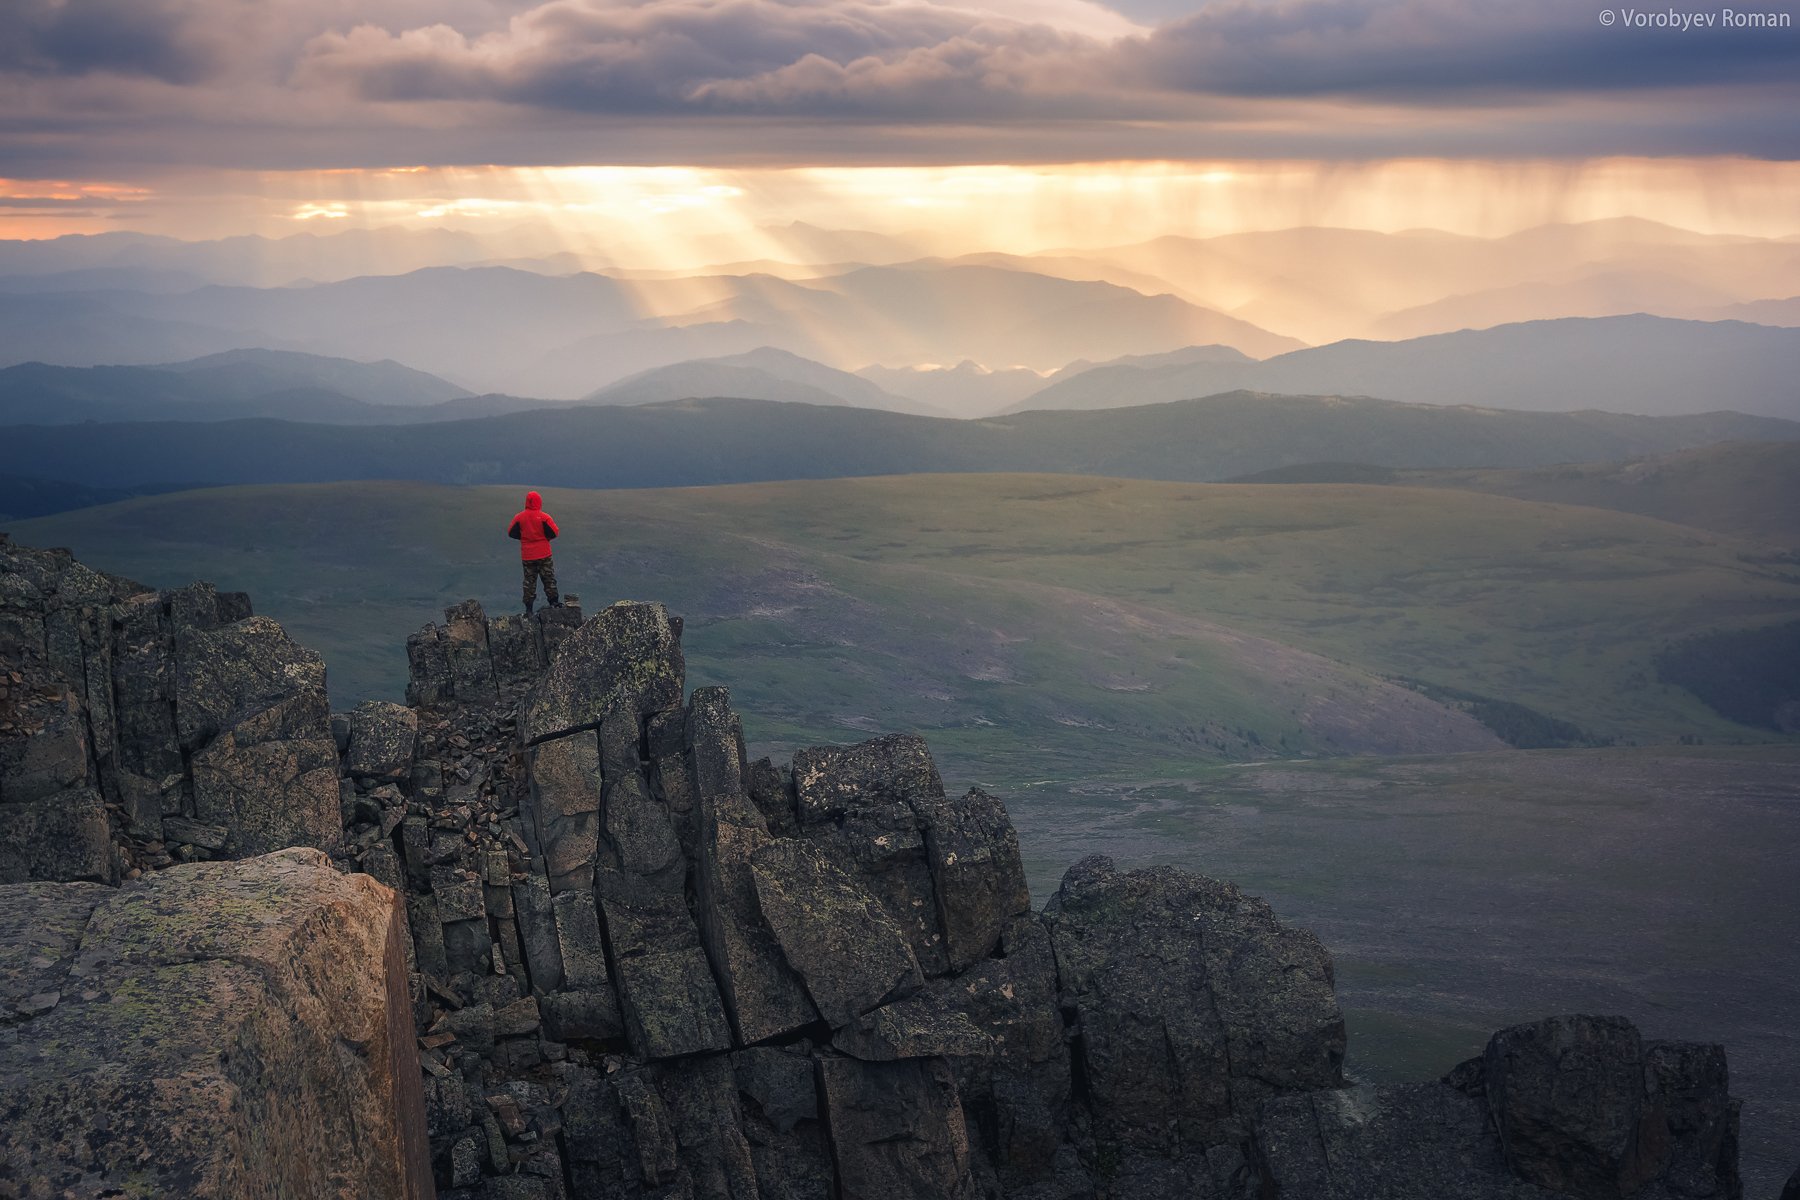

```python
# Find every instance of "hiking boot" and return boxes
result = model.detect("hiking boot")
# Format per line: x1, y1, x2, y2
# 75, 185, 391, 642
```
524, 600, 535, 616
548, 596, 562, 608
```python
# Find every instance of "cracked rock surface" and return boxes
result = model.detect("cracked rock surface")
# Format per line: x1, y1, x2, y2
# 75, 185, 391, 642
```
0, 848, 431, 1200
0, 537, 1754, 1200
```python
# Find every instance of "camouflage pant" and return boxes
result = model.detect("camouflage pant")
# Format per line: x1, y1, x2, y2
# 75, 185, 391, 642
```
522, 556, 559, 606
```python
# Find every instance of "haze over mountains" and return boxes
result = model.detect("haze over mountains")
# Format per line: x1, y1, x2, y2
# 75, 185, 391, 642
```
2, 216, 1796, 413
0, 350, 559, 427
1017, 316, 1800, 421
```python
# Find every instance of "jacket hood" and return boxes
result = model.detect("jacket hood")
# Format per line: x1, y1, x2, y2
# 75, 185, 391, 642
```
525, 491, 542, 510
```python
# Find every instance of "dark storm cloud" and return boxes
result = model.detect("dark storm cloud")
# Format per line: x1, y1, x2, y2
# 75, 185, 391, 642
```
0, 0, 224, 84
1130, 0, 1800, 98
294, 0, 1800, 117
296, 0, 1109, 118
0, 0, 1797, 170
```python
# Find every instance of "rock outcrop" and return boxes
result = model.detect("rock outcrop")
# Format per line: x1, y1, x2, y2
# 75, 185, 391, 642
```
0, 538, 1756, 1200
1254, 1013, 1743, 1200
0, 847, 432, 1199
0, 536, 337, 883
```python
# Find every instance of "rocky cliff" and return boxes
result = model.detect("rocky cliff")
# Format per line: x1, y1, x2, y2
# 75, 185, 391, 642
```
0, 533, 1765, 1199
1, 536, 337, 884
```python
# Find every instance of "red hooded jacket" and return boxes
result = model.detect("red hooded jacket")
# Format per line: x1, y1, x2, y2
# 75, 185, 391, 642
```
508, 491, 560, 561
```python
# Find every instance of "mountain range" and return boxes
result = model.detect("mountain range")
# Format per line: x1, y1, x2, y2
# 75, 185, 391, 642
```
0, 262, 1302, 397
0, 349, 564, 426
8, 217, 1797, 404
5, 304, 1799, 434
1025, 218, 1800, 344
1013, 315, 1800, 421
585, 347, 944, 416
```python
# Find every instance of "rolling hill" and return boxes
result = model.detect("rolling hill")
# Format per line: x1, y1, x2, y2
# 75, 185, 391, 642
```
1225, 441, 1800, 549
1397, 441, 1800, 548
3, 392, 1796, 494
0, 350, 498, 425
1012, 316, 1800, 420
587, 347, 943, 416
12, 476, 1797, 778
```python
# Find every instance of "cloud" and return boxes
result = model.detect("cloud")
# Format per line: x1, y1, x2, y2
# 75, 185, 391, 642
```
0, 0, 227, 84
0, 0, 1795, 173
295, 0, 1119, 118
1128, 0, 1800, 97
291, 0, 1800, 123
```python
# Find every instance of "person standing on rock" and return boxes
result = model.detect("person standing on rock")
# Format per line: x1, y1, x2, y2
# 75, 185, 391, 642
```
508, 490, 562, 615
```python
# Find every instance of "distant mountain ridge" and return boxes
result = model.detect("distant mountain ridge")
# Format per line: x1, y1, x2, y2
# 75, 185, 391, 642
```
587, 347, 944, 416
0, 262, 1304, 397
1029, 218, 1800, 344
1011, 316, 1800, 421
0, 350, 480, 426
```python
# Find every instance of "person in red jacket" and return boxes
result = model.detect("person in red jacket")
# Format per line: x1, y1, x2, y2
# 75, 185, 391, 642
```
508, 490, 562, 614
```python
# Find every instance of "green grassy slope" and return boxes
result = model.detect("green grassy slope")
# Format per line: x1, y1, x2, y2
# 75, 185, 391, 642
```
3, 393, 1796, 492
14, 475, 1796, 783
1394, 441, 1800, 549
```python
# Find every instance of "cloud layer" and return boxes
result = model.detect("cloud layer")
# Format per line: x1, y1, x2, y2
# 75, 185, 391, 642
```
1, 0, 1796, 174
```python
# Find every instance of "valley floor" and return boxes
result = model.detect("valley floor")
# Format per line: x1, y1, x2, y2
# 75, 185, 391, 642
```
947, 744, 1800, 1198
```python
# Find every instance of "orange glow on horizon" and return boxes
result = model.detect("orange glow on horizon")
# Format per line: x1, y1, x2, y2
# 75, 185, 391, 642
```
3, 158, 1797, 251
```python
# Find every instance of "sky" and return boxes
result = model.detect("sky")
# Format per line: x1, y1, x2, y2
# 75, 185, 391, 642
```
1, 0, 1797, 247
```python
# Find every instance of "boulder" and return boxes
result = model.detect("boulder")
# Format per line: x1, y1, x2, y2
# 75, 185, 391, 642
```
1483, 1014, 1740, 1200
343, 700, 419, 782
0, 848, 432, 1199
1486, 1015, 1654, 1196
920, 785, 1030, 972
405, 623, 454, 706
189, 690, 341, 856
793, 734, 952, 975
696, 783, 821, 1044
687, 685, 748, 800
1644, 1039, 1741, 1199
172, 615, 327, 750
1043, 855, 1344, 1154
519, 602, 685, 745
443, 599, 499, 705
792, 733, 945, 826
1781, 1165, 1800, 1200
750, 836, 923, 1029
